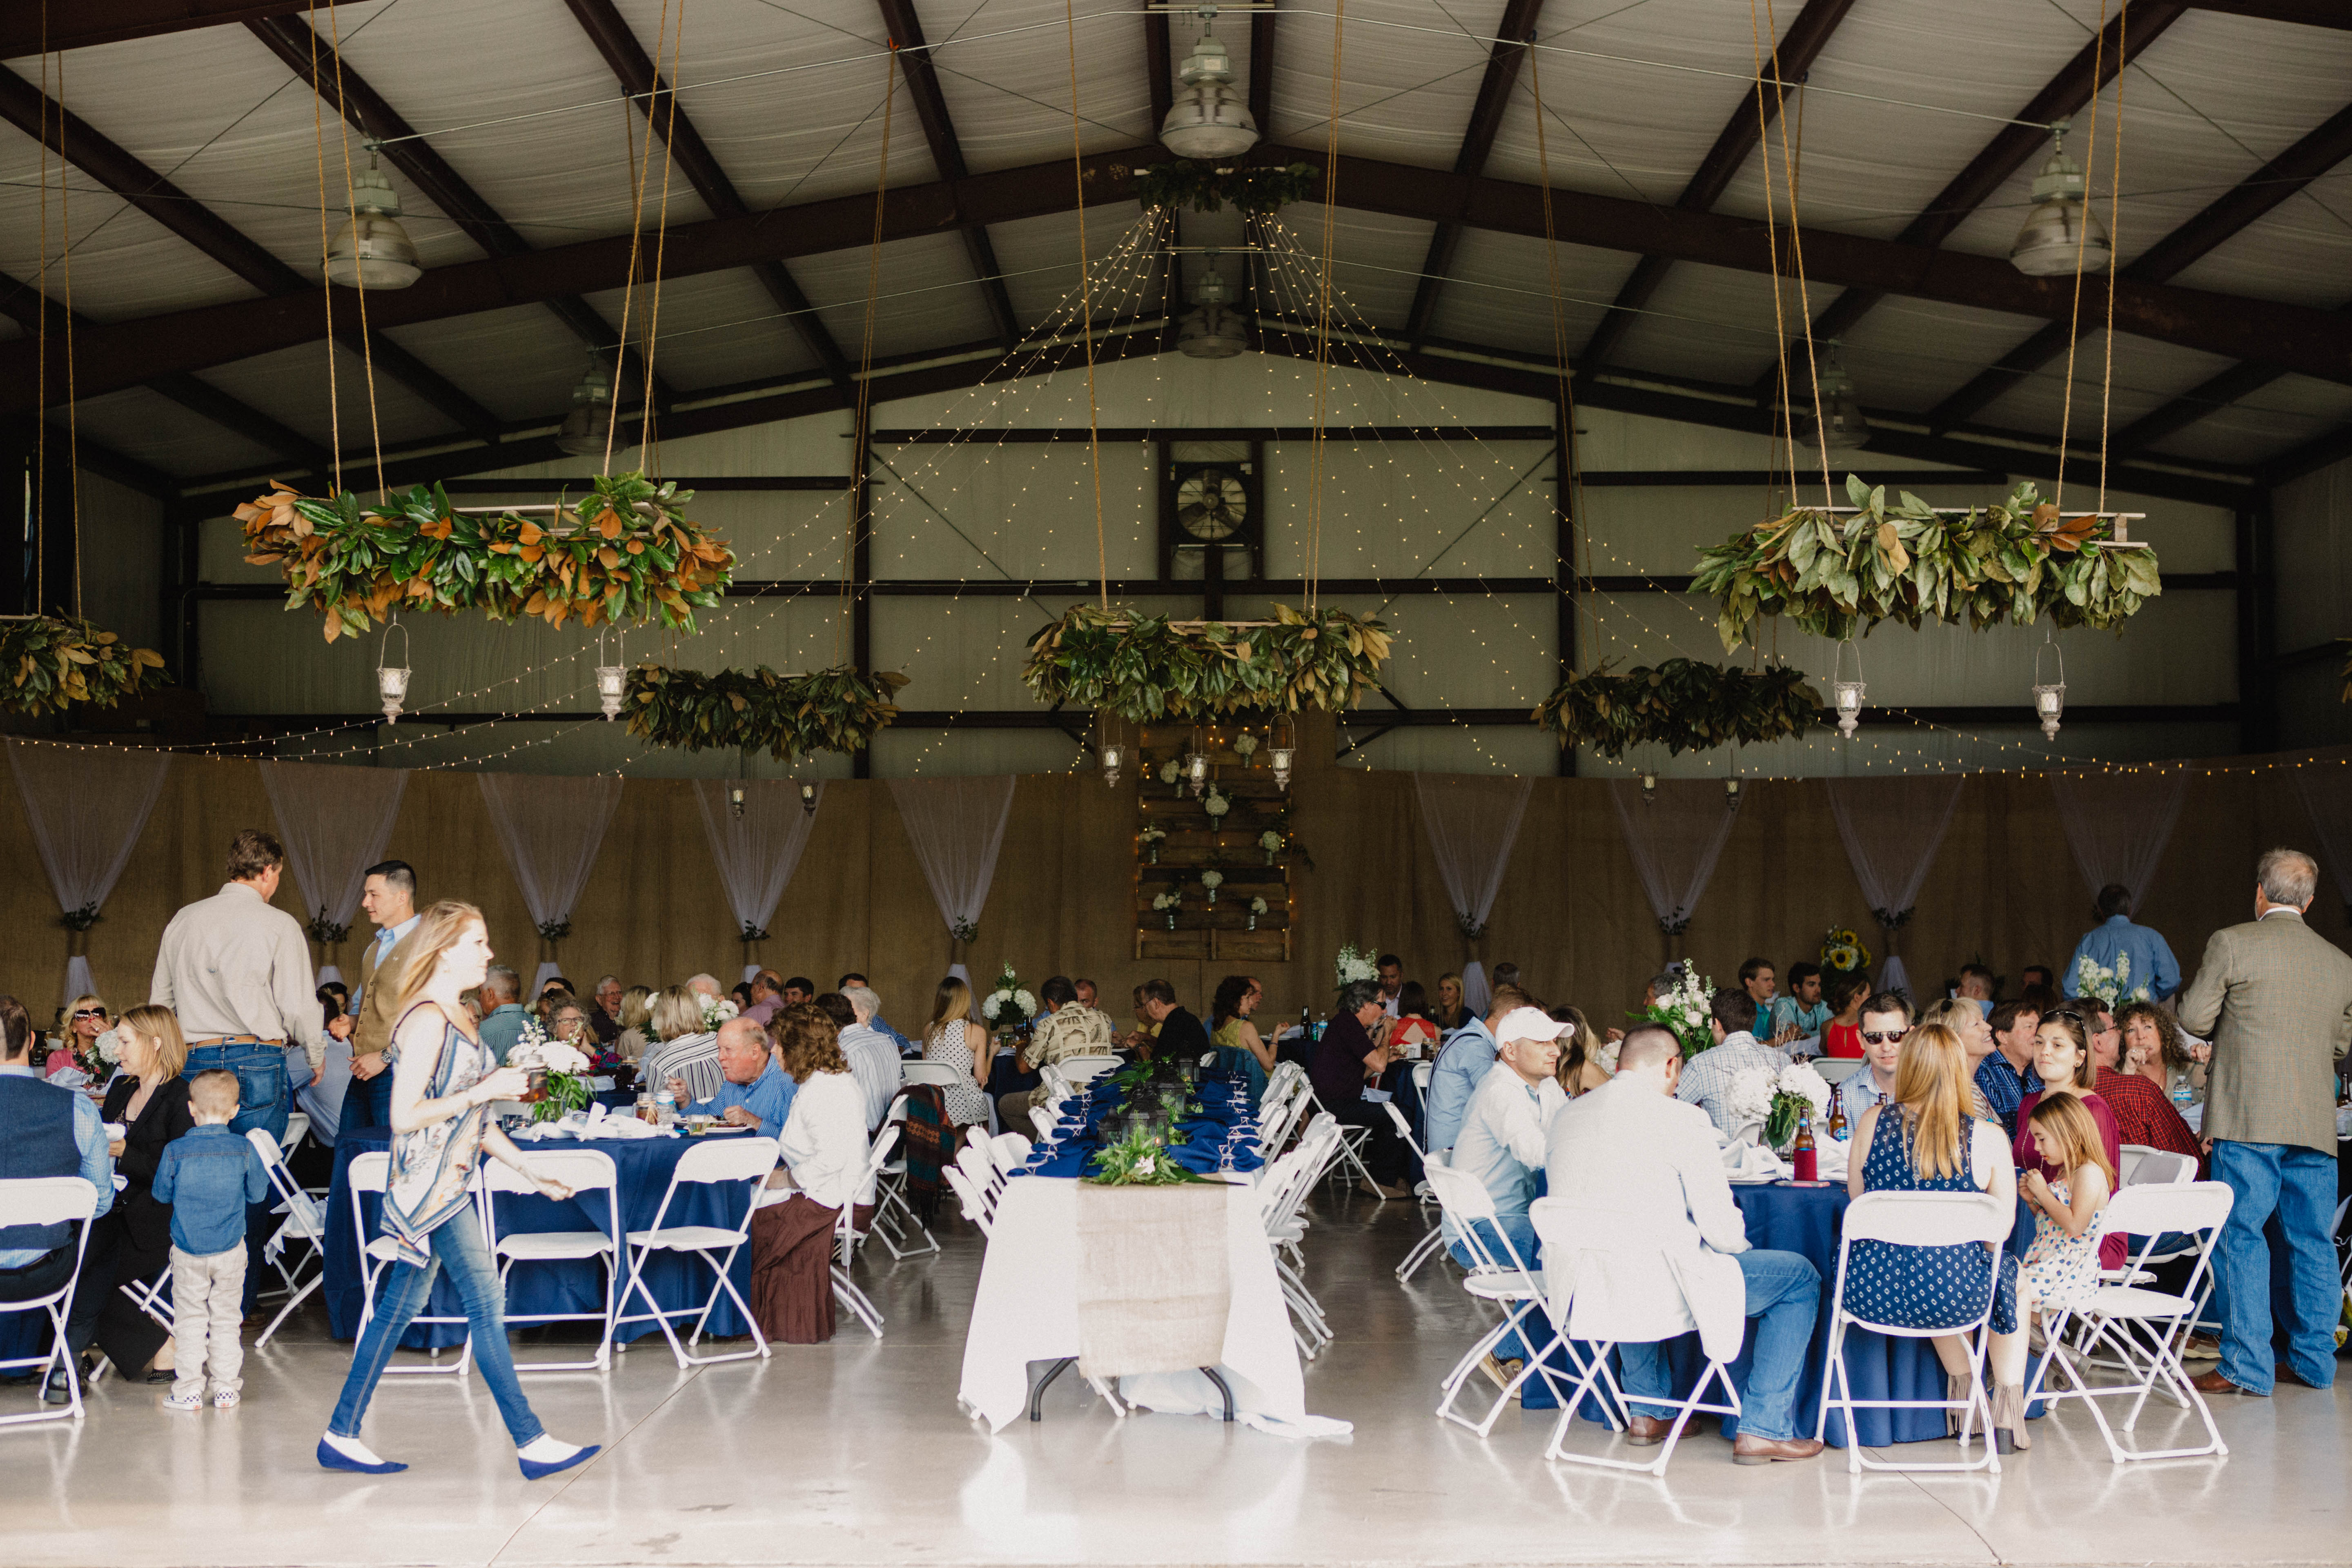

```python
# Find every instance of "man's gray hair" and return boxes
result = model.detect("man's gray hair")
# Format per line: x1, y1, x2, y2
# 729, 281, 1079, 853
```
717, 1015, 768, 1049
595, 974, 621, 991
2258, 847, 2318, 909
686, 973, 722, 998
842, 984, 881, 1022
481, 964, 519, 1003
1337, 978, 1382, 1014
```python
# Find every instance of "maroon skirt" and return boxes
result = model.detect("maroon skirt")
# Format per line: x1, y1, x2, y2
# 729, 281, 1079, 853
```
749, 1193, 875, 1344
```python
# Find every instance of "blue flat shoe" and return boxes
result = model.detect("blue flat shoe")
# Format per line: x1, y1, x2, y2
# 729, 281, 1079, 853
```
518, 1443, 600, 1481
317, 1438, 408, 1475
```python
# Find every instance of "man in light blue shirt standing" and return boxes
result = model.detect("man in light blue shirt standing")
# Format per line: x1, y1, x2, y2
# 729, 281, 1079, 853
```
1424, 983, 1530, 1153
476, 964, 530, 1065
2064, 884, 2180, 1003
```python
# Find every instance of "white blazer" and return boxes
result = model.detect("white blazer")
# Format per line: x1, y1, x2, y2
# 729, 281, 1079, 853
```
1541, 1073, 1752, 1363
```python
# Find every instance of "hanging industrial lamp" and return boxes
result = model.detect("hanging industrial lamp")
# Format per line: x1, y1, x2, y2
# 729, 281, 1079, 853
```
1176, 263, 1248, 360
2010, 120, 2112, 278
799, 780, 819, 817
555, 358, 629, 457
1794, 340, 1871, 450
2032, 631, 2067, 740
1159, 20, 1258, 159
323, 147, 423, 289
376, 619, 412, 723
594, 629, 626, 720
1267, 715, 1295, 793
1831, 639, 1866, 738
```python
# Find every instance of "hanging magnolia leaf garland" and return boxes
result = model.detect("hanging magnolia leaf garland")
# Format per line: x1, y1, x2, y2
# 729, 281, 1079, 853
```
624, 664, 909, 760
0, 617, 168, 716
1692, 474, 2162, 651
1132, 159, 1318, 215
237, 470, 735, 642
1023, 603, 1391, 722
1532, 659, 1824, 757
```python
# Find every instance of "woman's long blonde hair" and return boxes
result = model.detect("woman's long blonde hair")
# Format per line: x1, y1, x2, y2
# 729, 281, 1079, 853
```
649, 984, 705, 1042
928, 977, 974, 1033
119, 1004, 187, 1078
2029, 1094, 2118, 1193
390, 900, 488, 1020
1890, 1022, 1971, 1181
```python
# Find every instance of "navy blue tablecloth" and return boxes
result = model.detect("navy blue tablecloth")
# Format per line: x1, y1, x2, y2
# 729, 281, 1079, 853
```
323, 1126, 757, 1348
1013, 1075, 1263, 1180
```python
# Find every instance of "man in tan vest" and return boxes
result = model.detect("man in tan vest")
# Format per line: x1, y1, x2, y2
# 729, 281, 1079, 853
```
343, 860, 421, 1131
2180, 847, 2352, 1399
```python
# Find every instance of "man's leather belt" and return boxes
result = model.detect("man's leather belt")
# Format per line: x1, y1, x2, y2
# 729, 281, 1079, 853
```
189, 1034, 284, 1047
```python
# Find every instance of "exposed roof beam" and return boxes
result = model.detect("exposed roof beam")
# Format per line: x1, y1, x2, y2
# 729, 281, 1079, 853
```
15, 143, 2352, 414
1402, 0, 1544, 350
1924, 98, 2352, 433
2190, 0, 2352, 27
1145, 8, 1173, 130
243, 13, 675, 410
875, 0, 1018, 350
1762, 0, 2192, 397
559, 0, 851, 388
1580, 0, 1858, 371
0, 62, 501, 442
1248, 9, 1276, 135
2262, 414, 2352, 486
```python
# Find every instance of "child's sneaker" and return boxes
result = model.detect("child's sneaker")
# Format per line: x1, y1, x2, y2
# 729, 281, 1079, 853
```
212, 1389, 241, 1410
163, 1389, 203, 1411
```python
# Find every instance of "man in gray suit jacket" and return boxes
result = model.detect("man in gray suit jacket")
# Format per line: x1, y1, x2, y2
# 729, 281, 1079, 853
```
2178, 847, 2352, 1398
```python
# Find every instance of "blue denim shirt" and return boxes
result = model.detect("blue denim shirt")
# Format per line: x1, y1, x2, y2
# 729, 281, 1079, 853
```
0, 1065, 113, 1267
151, 1123, 272, 1256
687, 1059, 797, 1135
1424, 1018, 1498, 1153
2064, 914, 2180, 1002
1974, 1051, 2043, 1141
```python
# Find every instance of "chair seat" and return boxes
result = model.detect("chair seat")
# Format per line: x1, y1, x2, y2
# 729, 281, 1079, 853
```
1464, 1274, 1541, 1303
2079, 1284, 2197, 1320
628, 1225, 750, 1251
497, 1232, 616, 1262
363, 1237, 410, 1263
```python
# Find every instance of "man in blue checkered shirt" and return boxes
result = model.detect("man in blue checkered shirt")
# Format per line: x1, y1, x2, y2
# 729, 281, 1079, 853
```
1675, 987, 1791, 1137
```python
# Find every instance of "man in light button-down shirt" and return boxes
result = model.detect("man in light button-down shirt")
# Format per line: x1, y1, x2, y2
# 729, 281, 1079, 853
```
1447, 1007, 1570, 1263
1675, 988, 1791, 1138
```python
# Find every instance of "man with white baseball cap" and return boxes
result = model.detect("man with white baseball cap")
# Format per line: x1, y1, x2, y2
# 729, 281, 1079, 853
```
1447, 1005, 1573, 1389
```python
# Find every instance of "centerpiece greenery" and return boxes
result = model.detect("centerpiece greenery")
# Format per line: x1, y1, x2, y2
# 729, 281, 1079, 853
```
1086, 1122, 1211, 1185
623, 663, 907, 760
1635, 967, 1717, 1057
0, 617, 167, 716
236, 471, 734, 641
1531, 658, 1823, 757
1024, 603, 1390, 721
1691, 474, 2161, 651
1133, 159, 1318, 214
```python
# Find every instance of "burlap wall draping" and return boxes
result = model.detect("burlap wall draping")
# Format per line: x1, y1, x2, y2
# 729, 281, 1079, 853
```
0, 739, 2339, 1038
2048, 771, 2190, 911
693, 780, 824, 982
258, 760, 408, 985
1825, 775, 1965, 998
7, 739, 172, 1005
1609, 780, 1739, 941
479, 773, 624, 992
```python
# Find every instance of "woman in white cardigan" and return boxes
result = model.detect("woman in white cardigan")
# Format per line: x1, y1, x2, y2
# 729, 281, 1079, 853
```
749, 1003, 878, 1343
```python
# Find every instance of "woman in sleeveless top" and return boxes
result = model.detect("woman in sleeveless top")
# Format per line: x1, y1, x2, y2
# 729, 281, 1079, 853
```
920, 980, 990, 1128
319, 901, 600, 1483
1209, 975, 1273, 1102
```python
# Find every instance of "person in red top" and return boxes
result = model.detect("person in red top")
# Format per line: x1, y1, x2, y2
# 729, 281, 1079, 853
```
2086, 1003, 2205, 1176
1820, 972, 1871, 1060
2012, 1007, 2125, 1271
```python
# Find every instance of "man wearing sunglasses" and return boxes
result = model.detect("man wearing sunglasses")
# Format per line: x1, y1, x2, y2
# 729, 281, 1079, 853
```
1836, 992, 1914, 1130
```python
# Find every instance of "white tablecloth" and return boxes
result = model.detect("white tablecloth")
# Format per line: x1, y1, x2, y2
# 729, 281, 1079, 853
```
959, 1176, 1320, 1435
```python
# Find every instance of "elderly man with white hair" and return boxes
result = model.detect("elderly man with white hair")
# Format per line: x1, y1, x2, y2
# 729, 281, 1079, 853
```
837, 984, 904, 1133
668, 1016, 795, 1135
685, 973, 723, 1002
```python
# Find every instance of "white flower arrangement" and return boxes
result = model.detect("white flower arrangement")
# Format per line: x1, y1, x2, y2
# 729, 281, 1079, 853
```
699, 994, 739, 1030
1258, 829, 1281, 852
1593, 1033, 1622, 1073
980, 960, 1036, 1026
1233, 732, 1259, 760
1249, 895, 1269, 915
1335, 942, 1379, 990
1727, 1065, 1779, 1129
1140, 824, 1168, 844
540, 1039, 592, 1074
1158, 760, 1180, 784
1152, 891, 1181, 912
1199, 869, 1224, 891
1204, 788, 1231, 819
1776, 1061, 1832, 1116
2071, 951, 2150, 1007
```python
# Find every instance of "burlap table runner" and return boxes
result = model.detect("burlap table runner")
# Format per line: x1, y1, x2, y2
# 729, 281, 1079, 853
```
1074, 1182, 1232, 1379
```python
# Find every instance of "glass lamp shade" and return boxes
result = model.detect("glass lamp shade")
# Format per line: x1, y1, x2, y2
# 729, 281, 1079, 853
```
1795, 387, 1871, 450
1100, 743, 1123, 786
1268, 746, 1294, 792
2034, 681, 2067, 740
1185, 751, 1210, 796
1176, 302, 1248, 360
798, 781, 819, 817
728, 786, 746, 818
1834, 679, 1866, 737
376, 663, 411, 723
1160, 31, 1258, 160
595, 664, 626, 720
1641, 773, 1658, 804
2011, 197, 2112, 278
323, 210, 421, 290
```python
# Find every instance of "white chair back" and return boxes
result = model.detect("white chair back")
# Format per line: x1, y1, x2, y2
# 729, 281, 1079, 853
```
2123, 1147, 2196, 1186
942, 1163, 994, 1234
1421, 1160, 1499, 1225
0, 1175, 98, 1236
901, 1060, 964, 1089
1057, 1055, 1122, 1083
988, 1132, 1031, 1176
1411, 1059, 1433, 1095
1529, 1196, 1706, 1348
1841, 1189, 2012, 1247
479, 1147, 619, 1197
348, 1150, 390, 1194
670, 1135, 784, 1189
281, 1110, 310, 1152
1813, 1057, 1864, 1084
1381, 1098, 1427, 1158
2103, 1179, 2232, 1240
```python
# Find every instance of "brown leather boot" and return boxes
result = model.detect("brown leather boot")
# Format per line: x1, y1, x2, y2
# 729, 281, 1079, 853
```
1731, 1433, 1825, 1464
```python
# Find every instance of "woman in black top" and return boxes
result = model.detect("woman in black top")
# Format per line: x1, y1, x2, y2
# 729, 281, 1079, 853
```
50, 1006, 194, 1400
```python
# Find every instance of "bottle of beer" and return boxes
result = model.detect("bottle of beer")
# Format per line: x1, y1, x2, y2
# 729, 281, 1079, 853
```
1826, 1094, 1849, 1143
1791, 1106, 1818, 1182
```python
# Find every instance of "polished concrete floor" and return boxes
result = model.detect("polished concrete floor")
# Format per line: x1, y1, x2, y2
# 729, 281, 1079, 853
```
4, 1188, 2346, 1567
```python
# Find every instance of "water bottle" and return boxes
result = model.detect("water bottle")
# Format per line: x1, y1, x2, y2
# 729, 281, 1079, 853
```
653, 1089, 677, 1128
2169, 1069, 2194, 1110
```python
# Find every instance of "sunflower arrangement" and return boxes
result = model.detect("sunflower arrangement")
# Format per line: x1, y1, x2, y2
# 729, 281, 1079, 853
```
1820, 925, 1873, 979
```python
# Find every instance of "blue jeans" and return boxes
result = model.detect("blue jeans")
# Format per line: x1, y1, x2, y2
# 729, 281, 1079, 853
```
1448, 1215, 1541, 1363
329, 1212, 543, 1446
2211, 1139, 2339, 1394
184, 1043, 288, 1145
1617, 1248, 1821, 1441
341, 1068, 393, 1131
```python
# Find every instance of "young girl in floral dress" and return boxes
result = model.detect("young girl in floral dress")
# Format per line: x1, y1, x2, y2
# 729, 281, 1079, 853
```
2011, 1093, 2115, 1446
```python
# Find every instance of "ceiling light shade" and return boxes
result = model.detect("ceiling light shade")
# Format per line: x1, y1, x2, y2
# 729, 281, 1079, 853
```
555, 359, 630, 456
1793, 340, 1871, 450
2011, 123, 2112, 278
1160, 25, 1258, 159
1176, 263, 1248, 359
323, 150, 422, 289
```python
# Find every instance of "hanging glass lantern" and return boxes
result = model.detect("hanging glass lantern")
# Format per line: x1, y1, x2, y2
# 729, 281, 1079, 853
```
2011, 121, 2113, 278
376, 620, 411, 723
1096, 712, 1124, 787
594, 630, 626, 721
1267, 717, 1295, 794
1184, 726, 1210, 798
1831, 639, 1866, 738
799, 780, 819, 817
1100, 742, 1124, 786
323, 147, 422, 290
2033, 633, 2067, 740
728, 785, 746, 819
1641, 773, 1658, 805
1726, 777, 1743, 808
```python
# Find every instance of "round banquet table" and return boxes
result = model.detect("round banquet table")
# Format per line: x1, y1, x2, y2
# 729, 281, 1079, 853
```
322, 1125, 756, 1349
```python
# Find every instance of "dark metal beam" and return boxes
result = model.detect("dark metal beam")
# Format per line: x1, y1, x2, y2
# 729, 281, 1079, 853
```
2189, 0, 2352, 27
1403, 0, 1544, 350
1925, 98, 2352, 433
559, 0, 851, 387
2260, 411, 2352, 486
0, 0, 381, 59
1247, 9, 1276, 135
1145, 8, 1173, 131
1581, 0, 1858, 370
875, 0, 1019, 350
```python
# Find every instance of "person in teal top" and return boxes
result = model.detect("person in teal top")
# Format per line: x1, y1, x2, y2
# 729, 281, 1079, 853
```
1769, 962, 1831, 1042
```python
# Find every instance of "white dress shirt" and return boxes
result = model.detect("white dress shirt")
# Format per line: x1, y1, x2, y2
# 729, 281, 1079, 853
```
150, 881, 326, 1069
777, 1070, 875, 1210
1449, 1063, 1567, 1236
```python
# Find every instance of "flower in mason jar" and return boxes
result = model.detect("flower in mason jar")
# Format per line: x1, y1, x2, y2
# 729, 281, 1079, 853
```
1199, 870, 1224, 891
1249, 896, 1268, 915
1204, 789, 1231, 819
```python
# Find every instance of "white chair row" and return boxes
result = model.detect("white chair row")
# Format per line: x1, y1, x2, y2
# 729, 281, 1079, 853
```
0, 1178, 100, 1426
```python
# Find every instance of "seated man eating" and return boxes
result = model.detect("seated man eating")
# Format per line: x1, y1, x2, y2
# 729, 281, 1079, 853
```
669, 1017, 795, 1136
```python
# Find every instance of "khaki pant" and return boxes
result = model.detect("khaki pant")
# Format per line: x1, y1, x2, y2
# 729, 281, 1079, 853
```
169, 1244, 248, 1403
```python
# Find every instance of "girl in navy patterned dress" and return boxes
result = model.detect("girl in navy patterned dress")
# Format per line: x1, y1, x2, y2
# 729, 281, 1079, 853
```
1843, 1023, 2029, 1451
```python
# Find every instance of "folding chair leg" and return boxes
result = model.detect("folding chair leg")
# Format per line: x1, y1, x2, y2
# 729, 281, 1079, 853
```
1395, 1225, 1446, 1283
832, 1268, 885, 1339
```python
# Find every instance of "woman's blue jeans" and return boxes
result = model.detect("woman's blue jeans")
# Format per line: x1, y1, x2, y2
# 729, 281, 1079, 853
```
329, 1213, 544, 1446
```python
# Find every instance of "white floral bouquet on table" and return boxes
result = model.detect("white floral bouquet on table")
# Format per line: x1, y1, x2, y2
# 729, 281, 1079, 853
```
510, 1018, 596, 1123
1200, 869, 1224, 904
1726, 1065, 1779, 1134
2072, 951, 2151, 1007
699, 993, 739, 1031
1335, 942, 1379, 995
1158, 760, 1180, 785
1204, 787, 1231, 821
1765, 1062, 1832, 1149
981, 960, 1038, 1028
1635, 965, 1715, 1058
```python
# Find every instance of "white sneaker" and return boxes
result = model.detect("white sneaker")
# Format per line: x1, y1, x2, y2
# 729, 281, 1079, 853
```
212, 1389, 241, 1410
163, 1390, 203, 1412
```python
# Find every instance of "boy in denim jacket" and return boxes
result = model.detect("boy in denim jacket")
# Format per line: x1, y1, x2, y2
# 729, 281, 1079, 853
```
152, 1070, 272, 1410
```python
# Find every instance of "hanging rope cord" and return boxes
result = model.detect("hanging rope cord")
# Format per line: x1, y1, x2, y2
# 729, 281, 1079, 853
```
2053, 0, 2125, 516
1062, 0, 1109, 612
1303, 0, 1349, 615
1749, 0, 1833, 513
322, 0, 387, 498
634, 0, 689, 468
843, 40, 897, 659
603, 0, 680, 477
1523, 33, 1600, 658
305, 2, 341, 495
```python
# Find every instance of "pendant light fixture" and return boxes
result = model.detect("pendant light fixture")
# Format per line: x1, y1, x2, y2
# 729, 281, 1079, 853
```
1096, 712, 1126, 786
1793, 340, 1871, 450
2010, 120, 2112, 278
1176, 262, 1248, 360
799, 780, 819, 817
2032, 631, 2067, 740
1184, 724, 1211, 797
1831, 639, 1866, 738
1267, 715, 1295, 793
376, 619, 412, 723
1159, 19, 1258, 159
594, 629, 626, 720
555, 357, 630, 457
323, 147, 423, 290
728, 785, 747, 819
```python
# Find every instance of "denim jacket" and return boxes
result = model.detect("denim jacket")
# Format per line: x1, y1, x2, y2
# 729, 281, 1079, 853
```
151, 1124, 272, 1256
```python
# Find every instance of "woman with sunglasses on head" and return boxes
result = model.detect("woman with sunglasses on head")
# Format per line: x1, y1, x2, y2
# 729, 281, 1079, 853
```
47, 995, 113, 1080
2010, 1006, 2127, 1274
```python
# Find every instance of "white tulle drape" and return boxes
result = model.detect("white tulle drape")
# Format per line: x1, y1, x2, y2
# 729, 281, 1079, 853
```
889, 775, 1016, 944
1609, 780, 1738, 938
1461, 962, 1491, 1018
478, 774, 623, 991
7, 739, 172, 1004
2291, 766, 2352, 918
693, 780, 824, 981
2047, 771, 2189, 908
1413, 772, 1532, 941
1824, 776, 1965, 998
258, 760, 408, 984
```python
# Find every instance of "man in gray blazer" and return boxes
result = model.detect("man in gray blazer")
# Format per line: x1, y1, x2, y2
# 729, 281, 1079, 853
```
2179, 847, 2352, 1398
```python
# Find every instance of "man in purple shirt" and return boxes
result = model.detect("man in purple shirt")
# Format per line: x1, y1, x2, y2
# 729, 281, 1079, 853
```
740, 969, 785, 1029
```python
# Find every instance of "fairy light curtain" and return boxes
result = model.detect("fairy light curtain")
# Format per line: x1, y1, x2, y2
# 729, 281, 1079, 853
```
889, 776, 1016, 972
2047, 771, 2189, 913
7, 739, 172, 1005
693, 780, 824, 982
478, 774, 623, 992
1824, 776, 1965, 998
1413, 773, 1532, 1011
1609, 780, 1739, 945
257, 760, 408, 985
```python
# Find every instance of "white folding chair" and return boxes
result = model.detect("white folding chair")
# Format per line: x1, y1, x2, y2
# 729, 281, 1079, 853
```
2025, 1181, 2236, 1464
1422, 1164, 1582, 1437
1029, 1105, 1061, 1143
478, 1149, 623, 1374
615, 1136, 780, 1369
0, 1177, 98, 1426
1528, 1197, 1737, 1477
1383, 1101, 1449, 1283
347, 1151, 477, 1376
246, 1126, 328, 1348
1258, 1119, 1341, 1357
1813, 1057, 1865, 1085
988, 1133, 1031, 1184
280, 1111, 311, 1154
1307, 1084, 1385, 1199
943, 1162, 995, 1237
1056, 1055, 1122, 1085
1817, 1190, 2011, 1474
831, 1127, 898, 1339
868, 1091, 942, 1261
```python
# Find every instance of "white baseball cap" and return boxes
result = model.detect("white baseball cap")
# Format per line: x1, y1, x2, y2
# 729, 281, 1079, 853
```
1495, 1005, 1570, 1047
